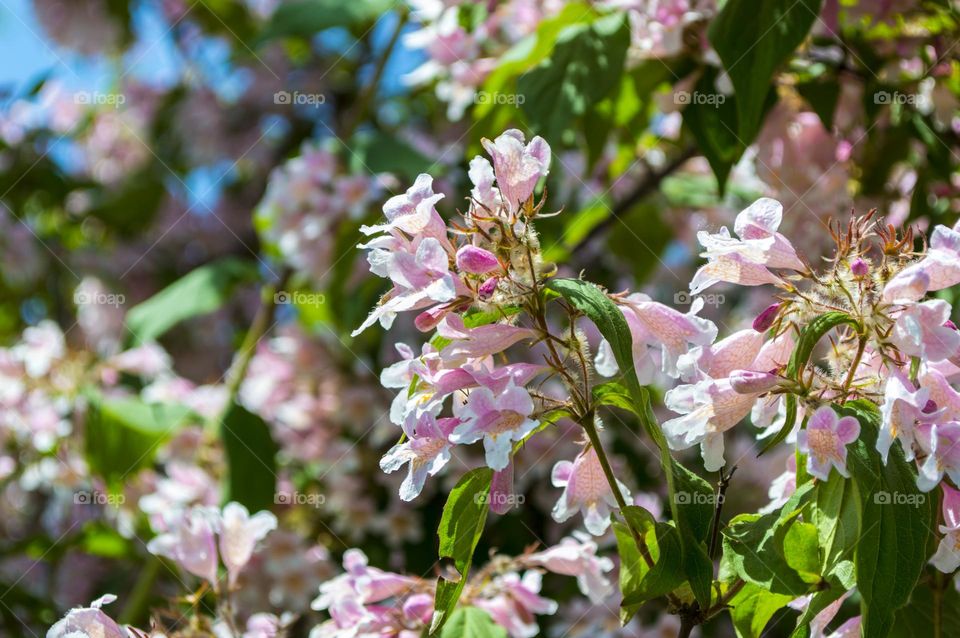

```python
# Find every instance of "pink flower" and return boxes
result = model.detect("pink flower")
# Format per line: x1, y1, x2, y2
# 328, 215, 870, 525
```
312, 549, 416, 614
664, 329, 790, 470
353, 235, 459, 336
729, 369, 780, 394
146, 506, 220, 585
550, 445, 631, 536
891, 299, 960, 362
360, 173, 446, 239
456, 245, 500, 274
480, 129, 551, 213
691, 198, 804, 293
437, 315, 536, 365
489, 461, 516, 514
380, 412, 457, 501
796, 406, 860, 481
219, 502, 278, 587
525, 533, 614, 603
595, 293, 717, 381
877, 374, 929, 463
473, 571, 557, 638
885, 223, 960, 301
48, 594, 128, 638
916, 421, 960, 492
930, 483, 960, 572
14, 319, 65, 378
451, 380, 538, 471
752, 302, 781, 332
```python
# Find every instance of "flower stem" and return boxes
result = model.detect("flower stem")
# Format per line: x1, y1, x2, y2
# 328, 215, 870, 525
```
579, 409, 655, 569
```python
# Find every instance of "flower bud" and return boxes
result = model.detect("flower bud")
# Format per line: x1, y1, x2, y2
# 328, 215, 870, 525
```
729, 369, 780, 394
478, 276, 499, 300
850, 257, 869, 277
456, 245, 500, 274
945, 320, 958, 331
752, 303, 781, 333
414, 305, 450, 332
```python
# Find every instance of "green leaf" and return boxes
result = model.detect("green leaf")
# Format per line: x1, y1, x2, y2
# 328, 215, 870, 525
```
841, 401, 935, 637
592, 381, 635, 413
785, 312, 861, 380
708, 0, 823, 144
721, 483, 817, 596
889, 579, 960, 637
728, 582, 793, 638
348, 131, 438, 181
431, 468, 493, 634
682, 67, 745, 193
440, 607, 508, 638
518, 13, 630, 144
258, 0, 391, 41
811, 464, 861, 588
797, 80, 841, 130
475, 3, 598, 122
85, 394, 193, 484
219, 403, 279, 512
125, 258, 258, 345
782, 521, 821, 582
545, 277, 712, 606
614, 506, 686, 622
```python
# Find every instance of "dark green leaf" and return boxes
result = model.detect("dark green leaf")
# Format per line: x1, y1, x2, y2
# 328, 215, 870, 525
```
348, 131, 438, 181
546, 277, 712, 606
518, 13, 630, 144
841, 401, 935, 637
708, 0, 823, 143
220, 403, 279, 512
615, 506, 685, 622
682, 67, 745, 192
797, 80, 841, 130
431, 468, 493, 634
258, 0, 392, 41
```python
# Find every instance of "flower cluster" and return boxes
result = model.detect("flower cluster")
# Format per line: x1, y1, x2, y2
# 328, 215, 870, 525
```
255, 144, 388, 284
312, 535, 612, 638
658, 197, 960, 577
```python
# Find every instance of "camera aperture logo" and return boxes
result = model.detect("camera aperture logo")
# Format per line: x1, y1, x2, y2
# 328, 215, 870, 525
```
74, 290, 125, 308
274, 91, 326, 108
275, 491, 326, 507
873, 491, 925, 507
674, 290, 724, 307
674, 491, 722, 505
274, 291, 326, 306
473, 492, 526, 507
74, 490, 125, 507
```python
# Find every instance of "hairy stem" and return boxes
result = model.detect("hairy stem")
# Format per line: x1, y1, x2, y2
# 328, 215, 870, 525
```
580, 410, 655, 569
